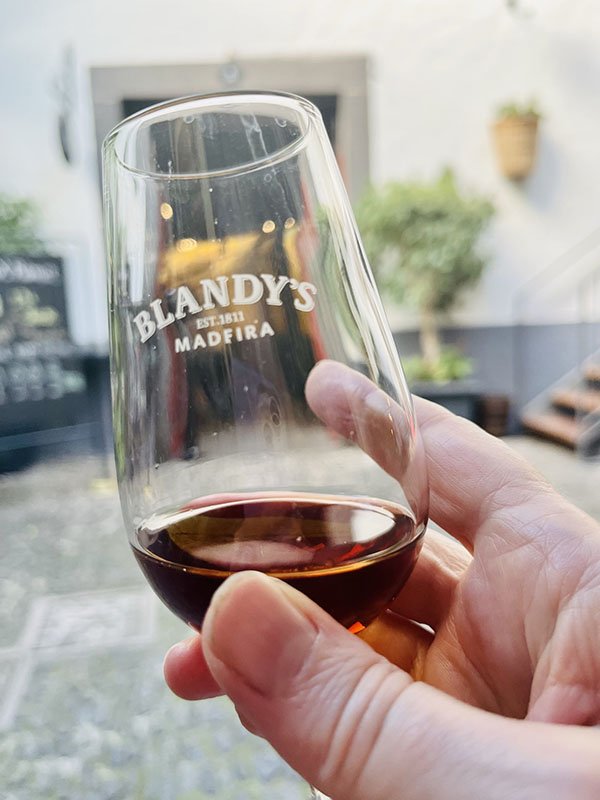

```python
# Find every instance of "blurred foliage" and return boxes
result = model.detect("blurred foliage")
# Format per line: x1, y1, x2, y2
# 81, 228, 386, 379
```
403, 346, 473, 384
357, 170, 493, 312
356, 169, 493, 381
496, 100, 542, 120
356, 169, 494, 314
0, 193, 44, 254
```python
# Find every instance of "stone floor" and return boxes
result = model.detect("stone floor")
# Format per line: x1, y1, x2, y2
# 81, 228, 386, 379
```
0, 456, 305, 800
1, 437, 599, 799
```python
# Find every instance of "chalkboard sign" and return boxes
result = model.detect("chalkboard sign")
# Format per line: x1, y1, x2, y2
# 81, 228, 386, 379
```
0, 254, 87, 436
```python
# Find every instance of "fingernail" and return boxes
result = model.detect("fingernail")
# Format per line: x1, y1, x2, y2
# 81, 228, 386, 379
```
203, 571, 318, 696
364, 387, 393, 417
165, 636, 196, 662
163, 636, 199, 683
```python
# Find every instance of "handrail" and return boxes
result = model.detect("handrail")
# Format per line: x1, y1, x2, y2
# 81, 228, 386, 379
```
513, 226, 600, 319
512, 235, 600, 416
520, 346, 600, 414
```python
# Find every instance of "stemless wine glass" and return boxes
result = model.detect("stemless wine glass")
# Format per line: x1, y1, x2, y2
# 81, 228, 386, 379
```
103, 92, 428, 800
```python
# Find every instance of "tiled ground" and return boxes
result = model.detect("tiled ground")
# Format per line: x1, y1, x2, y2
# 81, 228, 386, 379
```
0, 457, 304, 799
1, 437, 599, 798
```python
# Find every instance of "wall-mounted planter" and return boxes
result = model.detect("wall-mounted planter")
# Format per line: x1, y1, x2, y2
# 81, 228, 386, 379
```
492, 113, 540, 180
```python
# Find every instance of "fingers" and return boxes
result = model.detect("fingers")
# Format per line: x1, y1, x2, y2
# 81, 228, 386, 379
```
388, 528, 472, 628
163, 529, 468, 700
305, 359, 414, 484
164, 634, 222, 700
358, 610, 434, 677
412, 393, 550, 546
200, 571, 600, 800
163, 530, 467, 701
305, 358, 429, 529
306, 360, 552, 547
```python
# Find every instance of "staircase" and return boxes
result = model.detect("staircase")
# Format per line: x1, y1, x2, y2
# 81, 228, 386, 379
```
522, 361, 600, 453
515, 229, 600, 456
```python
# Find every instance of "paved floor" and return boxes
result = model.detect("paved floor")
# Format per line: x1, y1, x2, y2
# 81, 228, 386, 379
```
1, 437, 599, 799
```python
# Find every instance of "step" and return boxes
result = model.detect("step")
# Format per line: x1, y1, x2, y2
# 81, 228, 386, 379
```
551, 388, 600, 415
584, 364, 600, 385
521, 412, 579, 448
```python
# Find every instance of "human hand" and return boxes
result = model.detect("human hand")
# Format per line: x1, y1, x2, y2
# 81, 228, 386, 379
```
164, 361, 600, 799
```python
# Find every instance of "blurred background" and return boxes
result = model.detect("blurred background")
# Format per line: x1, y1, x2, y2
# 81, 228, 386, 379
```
2, 0, 600, 797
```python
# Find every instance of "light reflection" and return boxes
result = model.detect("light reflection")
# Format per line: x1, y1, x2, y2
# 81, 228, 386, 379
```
160, 203, 174, 220
176, 238, 197, 252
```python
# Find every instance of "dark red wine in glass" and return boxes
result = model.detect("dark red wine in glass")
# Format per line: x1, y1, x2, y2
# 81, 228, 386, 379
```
133, 493, 423, 631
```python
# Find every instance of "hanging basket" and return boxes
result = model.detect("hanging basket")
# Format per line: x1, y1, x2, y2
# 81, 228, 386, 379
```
491, 115, 539, 180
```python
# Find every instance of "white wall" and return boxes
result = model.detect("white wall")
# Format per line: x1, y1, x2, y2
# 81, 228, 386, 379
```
2, 0, 600, 346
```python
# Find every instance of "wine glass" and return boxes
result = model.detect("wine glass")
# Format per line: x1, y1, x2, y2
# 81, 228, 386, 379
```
103, 91, 428, 800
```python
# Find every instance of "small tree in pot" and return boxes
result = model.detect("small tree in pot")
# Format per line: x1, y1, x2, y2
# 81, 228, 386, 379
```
356, 170, 494, 382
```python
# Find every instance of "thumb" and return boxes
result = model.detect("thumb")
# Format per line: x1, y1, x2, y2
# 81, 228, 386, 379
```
201, 572, 598, 800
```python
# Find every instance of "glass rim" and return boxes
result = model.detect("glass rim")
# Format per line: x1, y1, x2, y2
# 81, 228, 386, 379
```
102, 90, 320, 181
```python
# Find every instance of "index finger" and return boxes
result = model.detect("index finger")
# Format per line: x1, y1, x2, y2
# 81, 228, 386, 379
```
305, 360, 553, 548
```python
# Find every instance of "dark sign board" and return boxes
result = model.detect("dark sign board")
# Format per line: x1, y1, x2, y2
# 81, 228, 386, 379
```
0, 254, 87, 435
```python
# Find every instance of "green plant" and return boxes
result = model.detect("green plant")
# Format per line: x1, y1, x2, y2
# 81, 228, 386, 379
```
403, 346, 473, 384
496, 100, 542, 121
356, 169, 493, 374
0, 194, 44, 254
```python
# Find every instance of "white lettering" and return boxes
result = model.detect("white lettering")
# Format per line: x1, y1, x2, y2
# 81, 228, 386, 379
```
201, 277, 229, 310
134, 310, 156, 343
150, 299, 175, 329
232, 274, 263, 305
175, 337, 191, 353
293, 281, 318, 313
259, 321, 275, 338
140, 274, 318, 348
174, 321, 277, 353
261, 274, 291, 306
175, 286, 202, 319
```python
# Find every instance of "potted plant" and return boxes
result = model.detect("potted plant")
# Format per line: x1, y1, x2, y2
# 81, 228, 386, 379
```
356, 170, 494, 408
492, 101, 541, 180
